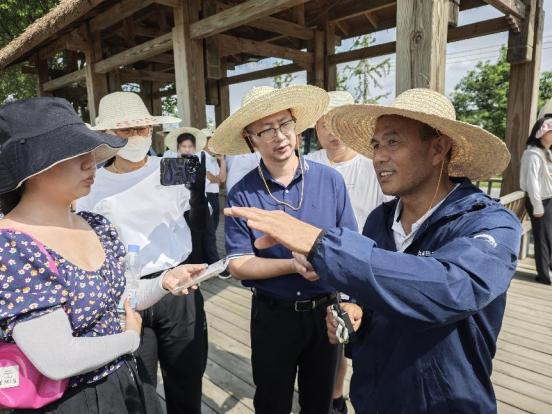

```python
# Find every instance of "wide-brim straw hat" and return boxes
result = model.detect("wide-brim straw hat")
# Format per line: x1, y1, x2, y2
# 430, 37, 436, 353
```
91, 91, 181, 131
0, 97, 126, 194
165, 127, 207, 152
210, 85, 329, 155
326, 88, 510, 181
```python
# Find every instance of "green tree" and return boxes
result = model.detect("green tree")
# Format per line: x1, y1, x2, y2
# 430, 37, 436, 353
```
272, 59, 296, 89
451, 47, 552, 139
0, 0, 58, 103
337, 34, 390, 103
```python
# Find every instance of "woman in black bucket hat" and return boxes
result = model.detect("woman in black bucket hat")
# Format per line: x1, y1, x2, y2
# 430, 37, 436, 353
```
0, 97, 204, 413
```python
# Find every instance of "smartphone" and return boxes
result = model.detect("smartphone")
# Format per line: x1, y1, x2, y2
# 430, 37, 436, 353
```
160, 155, 200, 187
171, 259, 229, 293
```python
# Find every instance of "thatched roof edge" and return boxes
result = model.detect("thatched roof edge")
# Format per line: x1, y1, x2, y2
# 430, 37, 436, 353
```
0, 0, 107, 69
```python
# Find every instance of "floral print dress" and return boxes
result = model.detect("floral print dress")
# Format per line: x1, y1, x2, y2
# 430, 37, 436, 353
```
0, 212, 128, 388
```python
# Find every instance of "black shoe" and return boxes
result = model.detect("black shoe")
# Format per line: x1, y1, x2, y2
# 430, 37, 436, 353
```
535, 276, 552, 285
331, 396, 348, 414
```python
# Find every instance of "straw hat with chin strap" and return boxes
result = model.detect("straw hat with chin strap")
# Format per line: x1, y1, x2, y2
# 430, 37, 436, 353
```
209, 85, 329, 155
326, 88, 511, 181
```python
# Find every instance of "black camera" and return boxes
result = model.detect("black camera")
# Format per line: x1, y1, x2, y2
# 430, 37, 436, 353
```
160, 155, 201, 189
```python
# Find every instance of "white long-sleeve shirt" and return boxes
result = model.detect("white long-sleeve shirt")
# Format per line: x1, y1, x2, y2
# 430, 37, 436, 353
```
520, 146, 552, 215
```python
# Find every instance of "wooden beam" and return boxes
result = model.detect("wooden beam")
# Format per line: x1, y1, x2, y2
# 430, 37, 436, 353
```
448, 16, 510, 42
144, 53, 175, 64
153, 0, 180, 7
173, 0, 207, 127
483, 0, 526, 19
217, 34, 312, 68
42, 69, 86, 92
215, 2, 313, 40
190, 0, 309, 39
330, 41, 396, 65
38, 28, 88, 60
89, 0, 155, 33
501, 0, 543, 194
94, 33, 173, 74
328, 0, 396, 23
396, 0, 448, 94
223, 62, 303, 85
364, 12, 380, 28
507, 0, 537, 63
120, 69, 176, 83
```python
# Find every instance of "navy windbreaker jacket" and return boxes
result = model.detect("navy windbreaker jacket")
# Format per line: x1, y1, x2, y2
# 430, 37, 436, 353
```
309, 179, 522, 413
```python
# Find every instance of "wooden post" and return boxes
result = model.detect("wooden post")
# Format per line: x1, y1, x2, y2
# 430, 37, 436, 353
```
84, 30, 108, 125
108, 71, 122, 92
215, 60, 230, 125
501, 0, 543, 195
310, 30, 325, 88
173, 0, 207, 127
151, 81, 165, 155
396, 0, 448, 94
35, 56, 52, 97
325, 21, 337, 91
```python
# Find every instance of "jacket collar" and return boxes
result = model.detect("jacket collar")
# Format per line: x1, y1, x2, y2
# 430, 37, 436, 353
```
384, 178, 493, 241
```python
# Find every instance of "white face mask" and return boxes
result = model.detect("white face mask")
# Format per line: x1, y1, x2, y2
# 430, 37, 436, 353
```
117, 135, 152, 162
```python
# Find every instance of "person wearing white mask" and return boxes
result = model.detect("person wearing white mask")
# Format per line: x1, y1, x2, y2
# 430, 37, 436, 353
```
77, 92, 208, 414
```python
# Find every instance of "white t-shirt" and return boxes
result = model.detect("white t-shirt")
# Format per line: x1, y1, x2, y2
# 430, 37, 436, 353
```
225, 153, 260, 192
77, 157, 192, 277
306, 149, 387, 230
392, 184, 460, 252
204, 152, 221, 194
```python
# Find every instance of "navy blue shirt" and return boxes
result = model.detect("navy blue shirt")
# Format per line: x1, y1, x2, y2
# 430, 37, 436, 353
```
225, 156, 357, 300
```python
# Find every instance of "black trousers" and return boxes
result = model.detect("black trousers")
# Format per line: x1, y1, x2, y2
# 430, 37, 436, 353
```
206, 192, 220, 231
526, 198, 552, 283
135, 288, 208, 414
250, 294, 338, 414
15, 361, 162, 414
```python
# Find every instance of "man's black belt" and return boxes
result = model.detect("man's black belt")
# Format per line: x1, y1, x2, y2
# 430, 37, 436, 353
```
253, 289, 337, 312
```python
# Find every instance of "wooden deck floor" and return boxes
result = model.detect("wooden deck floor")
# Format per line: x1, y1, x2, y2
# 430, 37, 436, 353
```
154, 258, 552, 414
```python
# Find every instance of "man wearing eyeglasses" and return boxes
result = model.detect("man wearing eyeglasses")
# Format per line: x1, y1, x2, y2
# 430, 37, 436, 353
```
209, 86, 357, 414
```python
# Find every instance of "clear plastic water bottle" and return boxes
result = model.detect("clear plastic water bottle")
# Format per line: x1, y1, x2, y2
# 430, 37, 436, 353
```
117, 244, 141, 329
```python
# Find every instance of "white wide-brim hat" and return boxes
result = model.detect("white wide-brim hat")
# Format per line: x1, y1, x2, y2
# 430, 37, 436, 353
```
539, 98, 552, 119
327, 88, 510, 181
165, 127, 208, 152
210, 85, 329, 155
91, 92, 181, 131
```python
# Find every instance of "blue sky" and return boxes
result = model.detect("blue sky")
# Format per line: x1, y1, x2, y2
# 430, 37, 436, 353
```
205, 1, 552, 122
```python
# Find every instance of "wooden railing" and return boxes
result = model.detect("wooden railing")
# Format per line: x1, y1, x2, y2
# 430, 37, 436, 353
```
499, 190, 531, 259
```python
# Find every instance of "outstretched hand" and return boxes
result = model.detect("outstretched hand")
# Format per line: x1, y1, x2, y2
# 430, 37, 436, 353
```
224, 207, 322, 255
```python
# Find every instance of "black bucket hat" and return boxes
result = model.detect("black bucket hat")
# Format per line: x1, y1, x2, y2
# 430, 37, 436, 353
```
0, 97, 126, 194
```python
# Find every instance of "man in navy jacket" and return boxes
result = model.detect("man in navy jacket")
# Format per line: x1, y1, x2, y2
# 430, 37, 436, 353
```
226, 88, 522, 413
